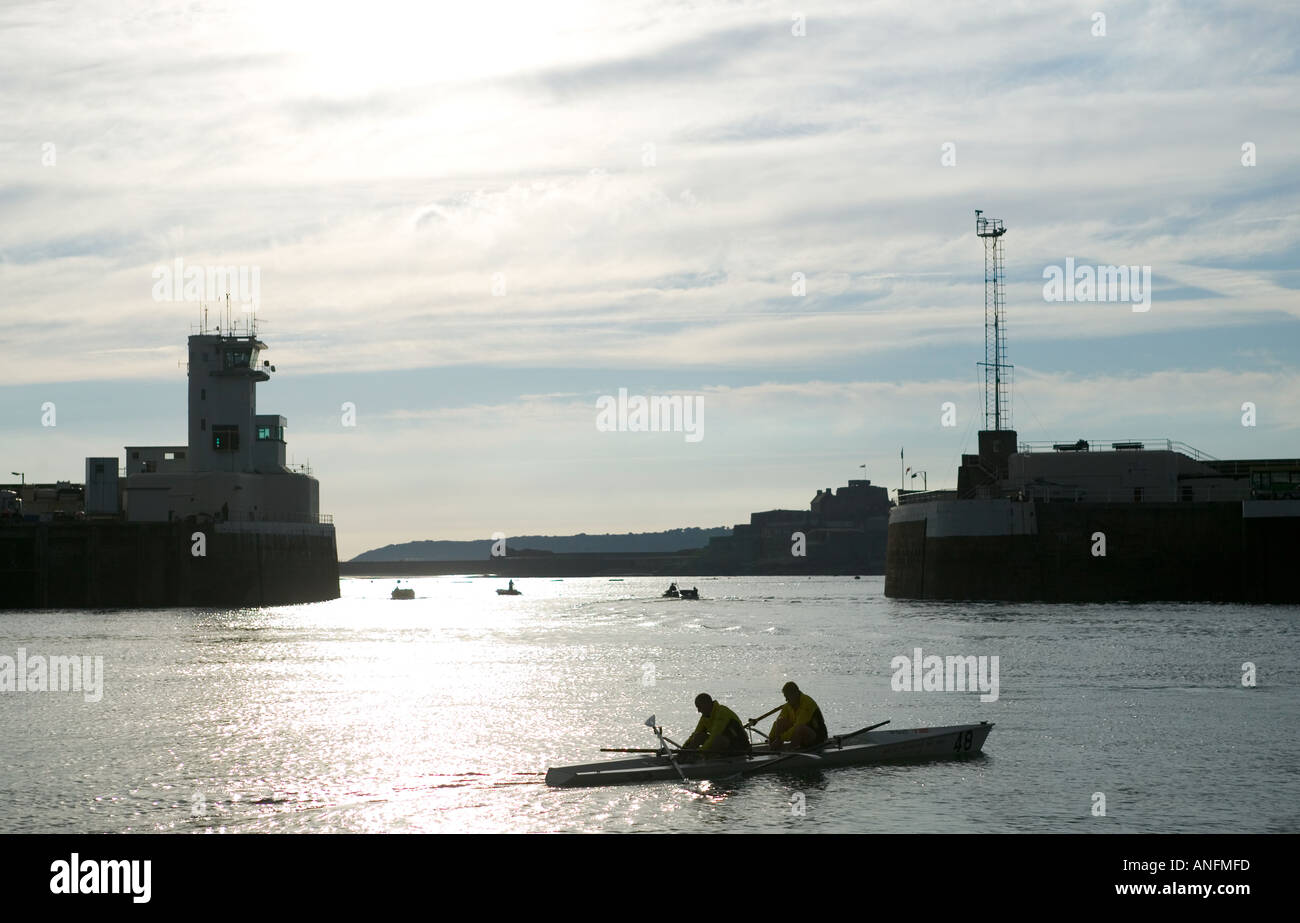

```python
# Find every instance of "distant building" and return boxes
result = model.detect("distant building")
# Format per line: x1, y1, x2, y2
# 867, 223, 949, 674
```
703, 479, 891, 574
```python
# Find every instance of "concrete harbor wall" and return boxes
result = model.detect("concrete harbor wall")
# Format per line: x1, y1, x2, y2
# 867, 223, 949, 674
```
885, 500, 1299, 603
0, 521, 339, 609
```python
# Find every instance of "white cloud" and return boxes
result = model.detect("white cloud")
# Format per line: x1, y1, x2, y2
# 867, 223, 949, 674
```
3, 0, 1297, 551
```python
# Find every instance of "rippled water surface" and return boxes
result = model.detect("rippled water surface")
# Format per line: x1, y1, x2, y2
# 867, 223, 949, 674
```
2, 576, 1297, 833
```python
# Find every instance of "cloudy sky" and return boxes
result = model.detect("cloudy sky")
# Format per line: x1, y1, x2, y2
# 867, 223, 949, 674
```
2, 0, 1297, 558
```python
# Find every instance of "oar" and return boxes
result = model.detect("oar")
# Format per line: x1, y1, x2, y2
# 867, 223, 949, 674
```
740, 749, 820, 776
687, 746, 761, 757
646, 716, 692, 785
744, 705, 783, 747
665, 752, 692, 785
741, 720, 891, 776
746, 704, 784, 728
827, 719, 890, 747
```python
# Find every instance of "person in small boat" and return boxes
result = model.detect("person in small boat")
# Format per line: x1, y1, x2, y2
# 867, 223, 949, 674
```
666, 582, 678, 595
508, 579, 514, 592
765, 681, 828, 751
682, 694, 751, 757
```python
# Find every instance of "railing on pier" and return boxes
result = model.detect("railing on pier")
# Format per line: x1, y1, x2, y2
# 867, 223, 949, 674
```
271, 512, 332, 524
1015, 439, 1218, 462
215, 513, 334, 535
897, 489, 959, 505
897, 485, 1272, 505
224, 511, 332, 524
1018, 485, 1253, 503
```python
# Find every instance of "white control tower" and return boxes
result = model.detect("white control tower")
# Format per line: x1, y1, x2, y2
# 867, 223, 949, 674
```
188, 331, 270, 472
120, 313, 316, 523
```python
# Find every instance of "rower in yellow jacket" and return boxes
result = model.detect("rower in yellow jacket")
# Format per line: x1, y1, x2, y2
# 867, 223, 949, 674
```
682, 694, 751, 755
765, 681, 828, 750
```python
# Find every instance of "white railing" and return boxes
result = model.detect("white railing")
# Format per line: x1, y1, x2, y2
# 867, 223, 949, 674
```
899, 485, 1260, 504
215, 515, 334, 535
220, 510, 332, 524
1017, 485, 1252, 503
897, 489, 959, 505
1015, 439, 1218, 462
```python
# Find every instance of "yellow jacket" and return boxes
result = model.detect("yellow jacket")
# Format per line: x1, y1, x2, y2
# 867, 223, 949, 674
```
777, 693, 826, 742
688, 702, 745, 752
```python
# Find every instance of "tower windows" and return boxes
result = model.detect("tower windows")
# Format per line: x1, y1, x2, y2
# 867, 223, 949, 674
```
212, 425, 240, 452
223, 349, 255, 370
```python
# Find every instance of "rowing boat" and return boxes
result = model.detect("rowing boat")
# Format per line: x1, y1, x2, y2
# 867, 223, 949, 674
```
545, 721, 993, 787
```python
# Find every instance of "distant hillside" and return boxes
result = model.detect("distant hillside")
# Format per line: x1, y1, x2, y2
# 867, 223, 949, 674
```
351, 527, 732, 562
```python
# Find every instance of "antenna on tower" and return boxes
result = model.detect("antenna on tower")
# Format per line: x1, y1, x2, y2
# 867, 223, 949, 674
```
975, 210, 1012, 431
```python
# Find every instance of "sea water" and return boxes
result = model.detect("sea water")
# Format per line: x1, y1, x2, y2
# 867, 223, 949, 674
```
1, 576, 1296, 833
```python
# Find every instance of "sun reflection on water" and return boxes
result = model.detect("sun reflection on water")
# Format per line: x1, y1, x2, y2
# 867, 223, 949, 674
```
2, 575, 1292, 833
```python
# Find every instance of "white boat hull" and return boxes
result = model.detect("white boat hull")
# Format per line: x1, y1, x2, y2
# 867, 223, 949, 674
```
545, 721, 993, 788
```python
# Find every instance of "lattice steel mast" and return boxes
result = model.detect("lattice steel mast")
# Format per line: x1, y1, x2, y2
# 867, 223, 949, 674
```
975, 210, 1012, 431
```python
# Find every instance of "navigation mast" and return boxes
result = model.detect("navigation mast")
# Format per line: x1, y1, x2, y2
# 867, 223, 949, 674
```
975, 210, 1012, 431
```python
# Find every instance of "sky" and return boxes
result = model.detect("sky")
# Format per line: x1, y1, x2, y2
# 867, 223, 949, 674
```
1, 0, 1297, 559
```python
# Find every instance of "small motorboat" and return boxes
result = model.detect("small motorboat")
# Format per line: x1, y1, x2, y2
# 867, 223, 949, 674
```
679, 587, 700, 600
545, 720, 993, 787
391, 587, 414, 600
497, 581, 522, 595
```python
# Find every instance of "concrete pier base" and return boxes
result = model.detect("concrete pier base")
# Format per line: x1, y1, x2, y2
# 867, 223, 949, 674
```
885, 499, 1300, 603
0, 520, 339, 609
